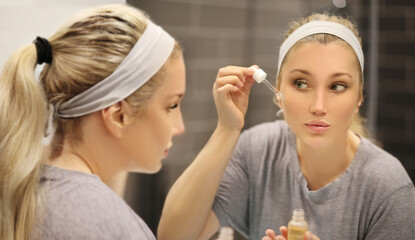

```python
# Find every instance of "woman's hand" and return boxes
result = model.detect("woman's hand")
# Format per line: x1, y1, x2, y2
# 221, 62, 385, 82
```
213, 66, 255, 131
262, 227, 320, 240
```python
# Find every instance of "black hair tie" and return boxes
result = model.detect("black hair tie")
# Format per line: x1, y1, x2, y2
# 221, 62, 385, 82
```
33, 36, 52, 64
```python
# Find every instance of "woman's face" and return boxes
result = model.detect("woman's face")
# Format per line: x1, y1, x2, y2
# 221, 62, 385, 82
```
279, 42, 361, 148
123, 54, 186, 173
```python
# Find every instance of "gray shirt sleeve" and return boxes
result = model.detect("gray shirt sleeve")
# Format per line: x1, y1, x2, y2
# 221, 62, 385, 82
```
212, 128, 250, 237
365, 184, 415, 239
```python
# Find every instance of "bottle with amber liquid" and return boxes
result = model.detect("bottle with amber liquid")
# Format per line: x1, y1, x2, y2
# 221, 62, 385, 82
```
287, 209, 308, 240
216, 226, 233, 240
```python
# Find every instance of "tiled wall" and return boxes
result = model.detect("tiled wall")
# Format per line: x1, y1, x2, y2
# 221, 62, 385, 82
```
124, 0, 414, 238
360, 0, 415, 184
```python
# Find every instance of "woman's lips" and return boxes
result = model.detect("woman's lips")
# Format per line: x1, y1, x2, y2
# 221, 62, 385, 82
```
163, 149, 169, 157
305, 121, 331, 133
164, 143, 173, 157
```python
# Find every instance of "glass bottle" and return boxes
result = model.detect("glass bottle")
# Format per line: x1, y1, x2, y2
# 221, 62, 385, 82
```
287, 209, 308, 240
216, 226, 233, 240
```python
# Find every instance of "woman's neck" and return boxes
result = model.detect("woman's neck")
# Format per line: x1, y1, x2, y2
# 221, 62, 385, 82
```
46, 139, 114, 185
296, 130, 360, 191
46, 114, 126, 185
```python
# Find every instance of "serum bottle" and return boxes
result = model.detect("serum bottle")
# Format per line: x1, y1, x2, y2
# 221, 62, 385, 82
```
216, 226, 233, 240
287, 209, 308, 240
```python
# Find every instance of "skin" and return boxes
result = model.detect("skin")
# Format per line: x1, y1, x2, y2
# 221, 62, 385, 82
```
117, 55, 186, 174
263, 42, 362, 240
47, 54, 186, 185
279, 42, 361, 149
279, 42, 362, 190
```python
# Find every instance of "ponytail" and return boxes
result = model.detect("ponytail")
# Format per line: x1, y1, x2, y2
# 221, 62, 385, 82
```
0, 44, 46, 240
0, 5, 182, 239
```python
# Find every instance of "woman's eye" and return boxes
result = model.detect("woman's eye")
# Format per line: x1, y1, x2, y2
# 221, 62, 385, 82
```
330, 83, 348, 91
169, 103, 179, 110
293, 80, 308, 89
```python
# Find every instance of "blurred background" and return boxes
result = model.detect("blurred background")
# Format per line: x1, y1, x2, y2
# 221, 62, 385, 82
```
1, 0, 413, 239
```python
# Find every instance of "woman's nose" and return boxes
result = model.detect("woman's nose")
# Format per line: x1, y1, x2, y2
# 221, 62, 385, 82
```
309, 90, 327, 117
173, 109, 185, 136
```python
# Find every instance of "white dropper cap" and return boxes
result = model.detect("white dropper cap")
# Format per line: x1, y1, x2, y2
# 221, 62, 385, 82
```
250, 67, 267, 83
292, 209, 305, 221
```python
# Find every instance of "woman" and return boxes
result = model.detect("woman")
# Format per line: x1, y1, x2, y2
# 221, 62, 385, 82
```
0, 4, 185, 240
158, 14, 415, 240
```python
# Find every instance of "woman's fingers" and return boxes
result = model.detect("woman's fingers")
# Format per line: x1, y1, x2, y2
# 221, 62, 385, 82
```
265, 229, 277, 239
279, 226, 288, 238
262, 229, 278, 240
213, 65, 257, 131
216, 66, 255, 83
215, 75, 244, 89
214, 66, 255, 95
241, 75, 255, 93
216, 84, 240, 98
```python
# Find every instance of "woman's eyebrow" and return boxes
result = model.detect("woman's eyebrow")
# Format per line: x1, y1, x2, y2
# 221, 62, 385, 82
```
168, 93, 184, 99
289, 69, 311, 75
289, 69, 352, 79
331, 72, 352, 79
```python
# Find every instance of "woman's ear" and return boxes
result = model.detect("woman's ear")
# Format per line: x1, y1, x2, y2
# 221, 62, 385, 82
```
355, 96, 363, 113
275, 93, 283, 109
277, 98, 282, 109
275, 85, 284, 109
101, 100, 133, 139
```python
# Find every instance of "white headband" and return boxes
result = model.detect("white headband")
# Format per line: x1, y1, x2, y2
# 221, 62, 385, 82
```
277, 20, 364, 79
57, 20, 175, 118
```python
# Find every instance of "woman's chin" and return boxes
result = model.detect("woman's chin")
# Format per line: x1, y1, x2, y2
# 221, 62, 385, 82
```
299, 135, 334, 149
130, 162, 162, 174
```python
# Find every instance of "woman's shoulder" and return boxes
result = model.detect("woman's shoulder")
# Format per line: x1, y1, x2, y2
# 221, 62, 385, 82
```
244, 119, 289, 132
240, 120, 290, 144
235, 120, 294, 167
39, 165, 155, 239
358, 138, 409, 176
356, 138, 413, 194
41, 165, 122, 205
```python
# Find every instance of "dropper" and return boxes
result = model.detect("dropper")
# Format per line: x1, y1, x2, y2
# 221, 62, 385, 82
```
250, 67, 284, 100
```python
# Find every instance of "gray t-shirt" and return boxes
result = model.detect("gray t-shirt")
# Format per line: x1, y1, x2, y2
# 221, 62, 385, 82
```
213, 120, 415, 240
36, 165, 156, 240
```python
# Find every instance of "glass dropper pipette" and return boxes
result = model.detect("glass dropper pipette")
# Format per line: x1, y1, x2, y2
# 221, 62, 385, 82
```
250, 67, 284, 100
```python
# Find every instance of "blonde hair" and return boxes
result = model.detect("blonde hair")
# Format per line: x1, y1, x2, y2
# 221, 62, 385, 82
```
0, 4, 181, 240
277, 13, 369, 138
